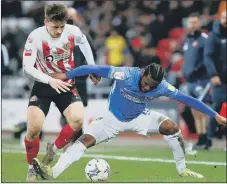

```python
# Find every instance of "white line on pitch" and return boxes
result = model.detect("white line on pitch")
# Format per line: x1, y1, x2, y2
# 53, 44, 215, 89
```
2, 148, 226, 166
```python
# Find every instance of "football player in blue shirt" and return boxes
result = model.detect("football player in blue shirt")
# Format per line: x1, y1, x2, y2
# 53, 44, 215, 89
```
33, 63, 226, 180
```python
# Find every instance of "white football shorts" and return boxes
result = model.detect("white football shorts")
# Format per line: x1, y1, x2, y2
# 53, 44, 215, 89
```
84, 109, 170, 144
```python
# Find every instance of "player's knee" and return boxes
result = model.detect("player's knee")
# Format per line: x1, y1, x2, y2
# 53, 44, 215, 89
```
67, 113, 84, 128
78, 134, 96, 148
159, 119, 179, 135
27, 122, 42, 138
27, 120, 43, 141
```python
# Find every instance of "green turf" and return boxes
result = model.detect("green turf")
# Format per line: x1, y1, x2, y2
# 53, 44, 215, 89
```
1, 140, 226, 183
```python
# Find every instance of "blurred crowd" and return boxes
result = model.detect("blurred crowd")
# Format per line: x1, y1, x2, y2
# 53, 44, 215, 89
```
2, 1, 224, 84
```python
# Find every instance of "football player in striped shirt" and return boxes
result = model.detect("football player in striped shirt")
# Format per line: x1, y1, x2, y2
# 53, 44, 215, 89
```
22, 3, 100, 181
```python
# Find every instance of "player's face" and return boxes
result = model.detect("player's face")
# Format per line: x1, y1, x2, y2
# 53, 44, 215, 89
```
187, 17, 201, 33
45, 20, 66, 38
140, 75, 159, 92
220, 11, 226, 28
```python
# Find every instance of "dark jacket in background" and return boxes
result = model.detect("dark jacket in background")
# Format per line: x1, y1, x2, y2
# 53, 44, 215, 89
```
182, 30, 208, 82
204, 21, 226, 84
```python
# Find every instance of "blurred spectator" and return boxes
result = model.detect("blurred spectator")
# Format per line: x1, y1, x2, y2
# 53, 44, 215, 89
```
181, 1, 204, 17
1, 44, 13, 75
182, 13, 211, 148
166, 1, 183, 30
2, 0, 22, 17
216, 0, 226, 19
105, 28, 133, 66
166, 40, 183, 88
132, 46, 161, 68
204, 11, 227, 150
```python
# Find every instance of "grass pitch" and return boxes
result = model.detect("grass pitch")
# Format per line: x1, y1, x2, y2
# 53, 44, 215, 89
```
1, 139, 226, 183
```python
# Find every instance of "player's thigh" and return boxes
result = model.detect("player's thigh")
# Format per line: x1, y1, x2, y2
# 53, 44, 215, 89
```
84, 111, 121, 145
54, 87, 84, 122
27, 96, 51, 134
131, 110, 170, 136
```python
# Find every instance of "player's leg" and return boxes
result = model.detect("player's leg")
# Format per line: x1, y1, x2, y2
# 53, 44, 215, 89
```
205, 92, 225, 149
69, 80, 88, 145
188, 81, 205, 147
193, 80, 211, 147
132, 111, 203, 178
42, 89, 83, 165
25, 94, 51, 181
59, 81, 87, 150
158, 116, 204, 178
33, 111, 122, 180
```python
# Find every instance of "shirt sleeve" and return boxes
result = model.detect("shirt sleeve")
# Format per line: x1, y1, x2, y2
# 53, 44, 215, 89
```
66, 65, 111, 79
74, 26, 95, 65
22, 31, 52, 84
108, 66, 129, 80
161, 81, 217, 118
204, 33, 218, 78
66, 65, 129, 81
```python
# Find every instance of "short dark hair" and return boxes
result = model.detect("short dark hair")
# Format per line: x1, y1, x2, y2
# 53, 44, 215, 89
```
45, 4, 69, 22
144, 63, 164, 82
188, 12, 200, 19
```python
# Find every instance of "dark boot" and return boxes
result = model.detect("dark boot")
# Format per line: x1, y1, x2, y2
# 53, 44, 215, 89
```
204, 139, 212, 150
195, 134, 204, 147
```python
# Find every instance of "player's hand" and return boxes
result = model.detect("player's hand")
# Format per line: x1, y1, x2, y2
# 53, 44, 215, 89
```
89, 74, 101, 85
211, 76, 221, 86
50, 72, 67, 81
215, 114, 227, 126
48, 78, 72, 94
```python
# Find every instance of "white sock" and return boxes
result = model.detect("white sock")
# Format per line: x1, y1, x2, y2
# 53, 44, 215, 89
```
164, 130, 186, 174
28, 164, 33, 169
52, 141, 87, 178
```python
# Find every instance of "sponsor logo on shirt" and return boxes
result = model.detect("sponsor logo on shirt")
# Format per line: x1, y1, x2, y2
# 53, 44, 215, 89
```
120, 88, 155, 104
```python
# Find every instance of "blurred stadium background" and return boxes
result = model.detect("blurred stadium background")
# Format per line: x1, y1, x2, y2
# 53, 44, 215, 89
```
1, 0, 226, 182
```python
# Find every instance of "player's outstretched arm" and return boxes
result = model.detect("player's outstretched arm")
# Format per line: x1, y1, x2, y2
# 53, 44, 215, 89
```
50, 65, 111, 81
162, 82, 226, 126
51, 65, 128, 83
67, 65, 111, 79
171, 91, 226, 126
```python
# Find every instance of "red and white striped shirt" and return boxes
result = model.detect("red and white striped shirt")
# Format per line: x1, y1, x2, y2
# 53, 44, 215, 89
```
23, 24, 95, 84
